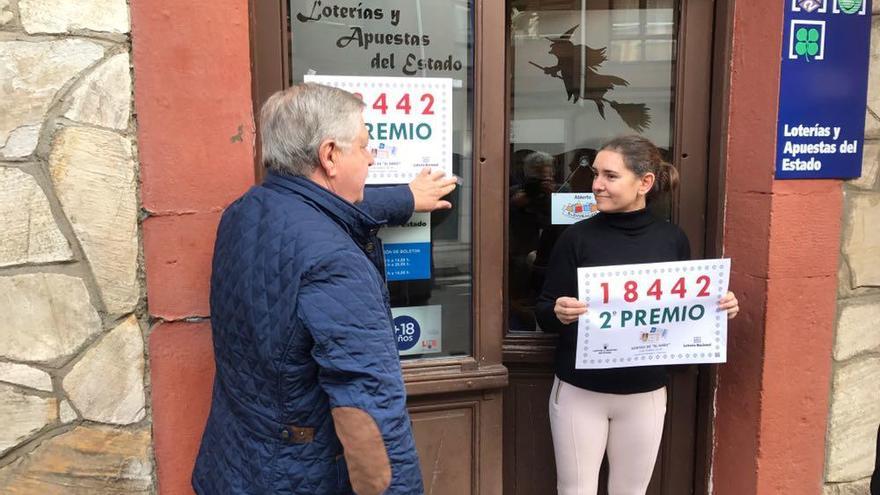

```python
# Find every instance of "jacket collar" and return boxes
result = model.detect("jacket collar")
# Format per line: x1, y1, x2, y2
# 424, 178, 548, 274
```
261, 171, 385, 240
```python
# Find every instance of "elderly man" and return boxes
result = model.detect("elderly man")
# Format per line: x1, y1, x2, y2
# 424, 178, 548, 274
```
192, 83, 456, 494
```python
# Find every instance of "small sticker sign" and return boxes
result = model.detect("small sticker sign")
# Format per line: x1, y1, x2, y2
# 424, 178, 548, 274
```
551, 193, 599, 225
391, 305, 442, 356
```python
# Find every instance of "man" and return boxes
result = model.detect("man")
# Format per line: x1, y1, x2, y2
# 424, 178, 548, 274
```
192, 83, 456, 494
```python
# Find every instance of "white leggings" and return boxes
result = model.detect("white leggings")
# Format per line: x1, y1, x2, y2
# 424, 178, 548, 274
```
548, 377, 666, 495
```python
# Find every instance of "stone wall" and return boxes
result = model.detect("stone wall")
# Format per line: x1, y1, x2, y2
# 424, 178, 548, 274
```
0, 1, 152, 493
824, 6, 880, 495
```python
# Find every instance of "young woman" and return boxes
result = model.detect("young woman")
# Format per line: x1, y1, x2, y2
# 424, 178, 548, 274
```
535, 135, 739, 495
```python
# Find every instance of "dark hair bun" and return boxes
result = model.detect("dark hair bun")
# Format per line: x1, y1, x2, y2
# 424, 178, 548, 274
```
654, 161, 679, 197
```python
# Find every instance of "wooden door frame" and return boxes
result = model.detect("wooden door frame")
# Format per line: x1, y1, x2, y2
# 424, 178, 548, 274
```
246, 0, 732, 491
694, 0, 734, 493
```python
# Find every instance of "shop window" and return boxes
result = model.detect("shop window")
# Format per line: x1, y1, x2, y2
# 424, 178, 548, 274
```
288, 0, 475, 359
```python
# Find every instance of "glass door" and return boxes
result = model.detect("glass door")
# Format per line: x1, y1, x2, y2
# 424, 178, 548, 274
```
502, 0, 716, 493
508, 0, 679, 333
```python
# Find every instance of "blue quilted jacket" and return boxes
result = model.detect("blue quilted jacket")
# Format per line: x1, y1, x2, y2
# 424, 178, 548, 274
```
192, 172, 423, 494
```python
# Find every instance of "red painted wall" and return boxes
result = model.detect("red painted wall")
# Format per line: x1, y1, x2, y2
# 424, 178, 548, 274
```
130, 0, 255, 492
712, 1, 840, 493
149, 322, 215, 494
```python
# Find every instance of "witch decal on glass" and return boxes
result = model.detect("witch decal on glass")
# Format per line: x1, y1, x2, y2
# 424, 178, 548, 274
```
530, 25, 652, 133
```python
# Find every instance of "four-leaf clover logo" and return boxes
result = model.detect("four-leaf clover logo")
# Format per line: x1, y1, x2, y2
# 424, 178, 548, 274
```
795, 27, 820, 60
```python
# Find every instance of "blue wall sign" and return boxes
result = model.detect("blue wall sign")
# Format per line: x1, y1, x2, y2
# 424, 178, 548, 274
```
775, 0, 872, 179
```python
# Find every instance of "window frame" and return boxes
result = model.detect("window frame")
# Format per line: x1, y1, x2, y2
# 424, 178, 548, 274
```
249, 0, 509, 396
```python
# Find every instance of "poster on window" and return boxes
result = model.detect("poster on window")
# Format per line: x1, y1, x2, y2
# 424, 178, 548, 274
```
391, 304, 442, 356
378, 212, 431, 281
304, 75, 452, 184
551, 192, 599, 225
575, 259, 730, 369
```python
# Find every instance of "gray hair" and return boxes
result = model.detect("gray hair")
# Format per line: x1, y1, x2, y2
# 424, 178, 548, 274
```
523, 151, 554, 177
260, 83, 365, 176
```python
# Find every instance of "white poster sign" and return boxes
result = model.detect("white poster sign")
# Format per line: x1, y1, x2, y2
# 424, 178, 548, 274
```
391, 304, 442, 356
304, 75, 452, 184
576, 259, 731, 369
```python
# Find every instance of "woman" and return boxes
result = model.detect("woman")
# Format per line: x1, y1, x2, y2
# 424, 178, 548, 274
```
535, 135, 739, 495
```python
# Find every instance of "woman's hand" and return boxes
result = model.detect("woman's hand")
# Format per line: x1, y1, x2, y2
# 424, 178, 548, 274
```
554, 297, 588, 325
718, 291, 739, 320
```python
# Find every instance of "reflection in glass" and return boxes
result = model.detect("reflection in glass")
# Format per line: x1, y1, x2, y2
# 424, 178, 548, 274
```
507, 0, 678, 332
288, 0, 475, 358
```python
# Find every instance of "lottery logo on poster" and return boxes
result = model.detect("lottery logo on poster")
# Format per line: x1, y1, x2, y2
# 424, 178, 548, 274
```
392, 305, 442, 356
304, 75, 452, 184
576, 259, 731, 369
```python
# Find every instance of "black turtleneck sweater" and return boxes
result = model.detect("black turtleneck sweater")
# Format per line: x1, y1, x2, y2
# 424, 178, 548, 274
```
535, 208, 691, 394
